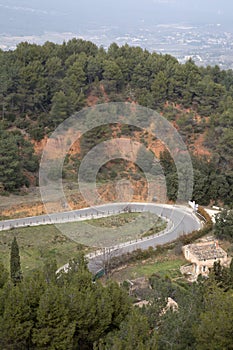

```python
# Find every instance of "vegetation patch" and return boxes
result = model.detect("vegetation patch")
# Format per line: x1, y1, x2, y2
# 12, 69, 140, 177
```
112, 257, 186, 282
0, 225, 86, 273
89, 211, 166, 236
56, 212, 167, 247
0, 212, 166, 273
89, 212, 140, 228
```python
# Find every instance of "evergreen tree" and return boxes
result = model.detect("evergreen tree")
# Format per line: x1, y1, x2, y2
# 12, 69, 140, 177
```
0, 285, 33, 349
10, 237, 22, 285
98, 309, 158, 350
157, 282, 205, 350
194, 284, 233, 350
0, 261, 8, 289
160, 149, 178, 201
215, 209, 233, 241
105, 281, 131, 330
32, 285, 75, 349
0, 130, 24, 192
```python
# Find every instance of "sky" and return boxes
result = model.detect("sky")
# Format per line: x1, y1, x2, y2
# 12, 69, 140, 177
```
0, 0, 233, 35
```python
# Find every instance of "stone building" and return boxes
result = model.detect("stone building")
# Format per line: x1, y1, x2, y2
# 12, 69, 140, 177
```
182, 240, 229, 278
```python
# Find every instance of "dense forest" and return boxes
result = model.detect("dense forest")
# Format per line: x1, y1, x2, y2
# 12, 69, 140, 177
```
0, 39, 233, 205
0, 240, 233, 350
1, 39, 233, 349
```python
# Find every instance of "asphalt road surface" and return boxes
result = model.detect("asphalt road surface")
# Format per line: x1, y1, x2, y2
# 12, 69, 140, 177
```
86, 203, 201, 273
0, 202, 201, 274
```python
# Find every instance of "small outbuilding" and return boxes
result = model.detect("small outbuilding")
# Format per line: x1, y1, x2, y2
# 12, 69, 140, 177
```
182, 240, 229, 278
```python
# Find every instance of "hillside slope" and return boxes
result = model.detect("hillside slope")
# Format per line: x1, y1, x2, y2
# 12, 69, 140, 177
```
0, 39, 233, 214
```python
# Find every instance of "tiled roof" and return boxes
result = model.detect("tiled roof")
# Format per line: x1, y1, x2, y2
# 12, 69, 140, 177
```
186, 243, 226, 261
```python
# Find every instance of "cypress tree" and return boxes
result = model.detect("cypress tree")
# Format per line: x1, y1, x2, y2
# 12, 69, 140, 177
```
10, 237, 22, 285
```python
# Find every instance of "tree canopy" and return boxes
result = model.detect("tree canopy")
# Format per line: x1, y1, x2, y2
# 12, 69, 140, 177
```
0, 39, 233, 205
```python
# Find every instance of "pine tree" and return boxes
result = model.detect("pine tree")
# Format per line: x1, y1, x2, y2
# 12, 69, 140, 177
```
0, 130, 24, 192
99, 309, 158, 350
10, 237, 22, 285
0, 285, 34, 349
194, 285, 233, 350
32, 285, 75, 349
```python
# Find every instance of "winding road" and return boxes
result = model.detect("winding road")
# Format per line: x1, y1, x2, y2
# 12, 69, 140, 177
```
0, 202, 201, 274
86, 203, 201, 273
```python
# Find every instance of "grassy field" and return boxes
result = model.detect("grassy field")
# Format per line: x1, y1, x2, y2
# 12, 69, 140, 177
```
89, 212, 140, 228
0, 212, 166, 273
0, 225, 86, 273
111, 257, 186, 282
55, 211, 166, 247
